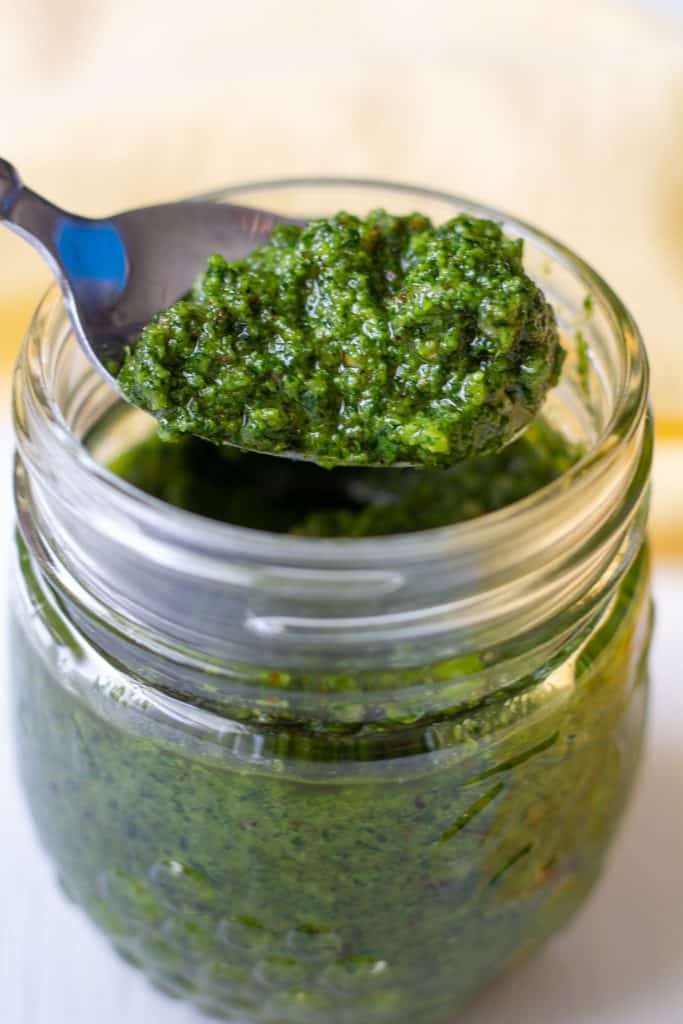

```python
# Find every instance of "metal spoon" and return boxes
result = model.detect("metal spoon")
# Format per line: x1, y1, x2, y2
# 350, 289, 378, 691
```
0, 159, 427, 468
0, 157, 294, 386
0, 160, 526, 470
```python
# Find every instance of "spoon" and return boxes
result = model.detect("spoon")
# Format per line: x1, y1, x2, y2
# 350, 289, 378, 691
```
0, 160, 529, 471
0, 157, 295, 387
0, 159, 427, 468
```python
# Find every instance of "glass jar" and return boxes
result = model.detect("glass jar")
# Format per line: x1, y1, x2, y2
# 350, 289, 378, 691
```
10, 181, 652, 1024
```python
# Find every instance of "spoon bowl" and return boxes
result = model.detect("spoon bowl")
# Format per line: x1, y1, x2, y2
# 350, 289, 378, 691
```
1, 161, 539, 472
0, 159, 426, 468
0, 158, 298, 386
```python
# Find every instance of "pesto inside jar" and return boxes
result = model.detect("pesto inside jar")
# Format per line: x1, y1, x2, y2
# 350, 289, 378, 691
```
118, 211, 564, 468
13, 534, 651, 1024
110, 418, 578, 537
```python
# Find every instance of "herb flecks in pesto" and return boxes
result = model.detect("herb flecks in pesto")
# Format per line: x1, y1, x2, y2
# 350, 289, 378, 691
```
12, 547, 651, 1023
118, 211, 564, 468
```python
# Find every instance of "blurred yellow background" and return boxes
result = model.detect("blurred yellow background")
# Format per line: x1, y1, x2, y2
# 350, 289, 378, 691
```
1, 0, 681, 550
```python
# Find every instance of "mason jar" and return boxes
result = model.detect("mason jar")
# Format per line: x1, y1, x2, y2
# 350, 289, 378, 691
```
9, 181, 652, 1024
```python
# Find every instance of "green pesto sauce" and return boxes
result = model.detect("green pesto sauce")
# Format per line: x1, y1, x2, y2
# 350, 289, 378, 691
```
118, 211, 564, 468
109, 419, 578, 537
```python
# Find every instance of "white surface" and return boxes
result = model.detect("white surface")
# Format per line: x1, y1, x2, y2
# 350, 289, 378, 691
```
1, 423, 682, 1024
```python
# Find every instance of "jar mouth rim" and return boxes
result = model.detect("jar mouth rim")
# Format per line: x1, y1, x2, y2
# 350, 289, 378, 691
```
18, 176, 649, 567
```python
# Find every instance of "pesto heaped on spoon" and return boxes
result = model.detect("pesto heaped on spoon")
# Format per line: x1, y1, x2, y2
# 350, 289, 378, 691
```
118, 210, 564, 468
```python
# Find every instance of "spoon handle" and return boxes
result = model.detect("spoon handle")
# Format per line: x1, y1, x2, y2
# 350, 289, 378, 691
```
0, 158, 23, 213
0, 158, 129, 318
0, 157, 71, 270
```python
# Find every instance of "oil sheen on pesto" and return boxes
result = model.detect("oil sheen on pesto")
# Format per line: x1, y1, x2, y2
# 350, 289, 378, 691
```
118, 211, 564, 468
